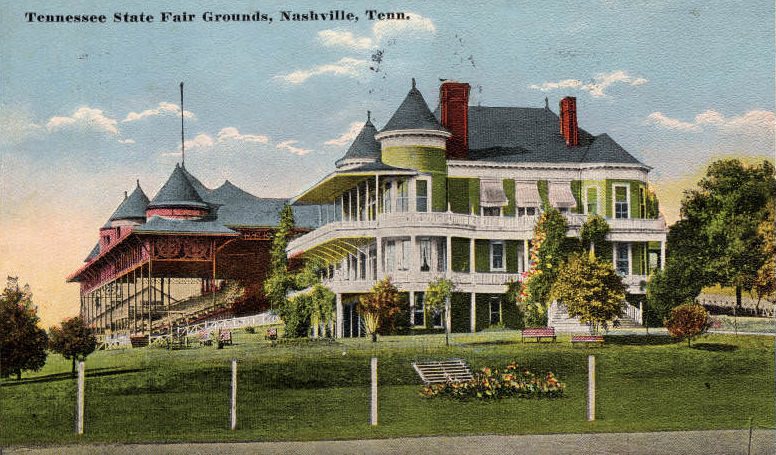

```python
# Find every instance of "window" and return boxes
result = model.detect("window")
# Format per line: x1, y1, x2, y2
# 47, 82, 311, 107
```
385, 240, 395, 272
483, 207, 501, 216
614, 186, 629, 219
490, 241, 505, 271
398, 239, 411, 271
517, 207, 537, 216
413, 292, 425, 326
586, 187, 598, 215
382, 182, 392, 213
419, 238, 431, 272
616, 243, 629, 276
416, 180, 428, 212
396, 180, 409, 212
431, 307, 443, 328
489, 296, 501, 325
517, 245, 525, 273
436, 238, 447, 272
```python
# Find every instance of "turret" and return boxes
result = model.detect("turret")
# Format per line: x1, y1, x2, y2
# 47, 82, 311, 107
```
335, 111, 381, 169
146, 164, 210, 220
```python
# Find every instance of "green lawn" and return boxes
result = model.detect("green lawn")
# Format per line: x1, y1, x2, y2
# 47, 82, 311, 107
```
1, 331, 773, 446
711, 315, 776, 333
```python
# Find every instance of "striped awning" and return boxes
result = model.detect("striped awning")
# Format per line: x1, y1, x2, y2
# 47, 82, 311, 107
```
516, 182, 542, 207
480, 179, 508, 207
548, 182, 576, 208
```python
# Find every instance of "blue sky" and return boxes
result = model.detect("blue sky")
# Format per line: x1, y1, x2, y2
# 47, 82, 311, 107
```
1, 0, 773, 325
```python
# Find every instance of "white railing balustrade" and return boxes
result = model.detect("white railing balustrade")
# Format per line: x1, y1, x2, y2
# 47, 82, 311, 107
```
623, 301, 643, 325
176, 311, 280, 337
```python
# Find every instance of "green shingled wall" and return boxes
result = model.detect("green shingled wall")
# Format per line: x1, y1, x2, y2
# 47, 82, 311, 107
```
570, 180, 582, 213
475, 240, 490, 272
469, 178, 480, 215
506, 240, 519, 273
537, 180, 549, 209
447, 178, 470, 214
450, 293, 470, 333
432, 175, 447, 212
503, 179, 516, 216
451, 237, 470, 272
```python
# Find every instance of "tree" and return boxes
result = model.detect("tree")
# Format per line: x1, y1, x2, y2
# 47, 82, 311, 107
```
665, 303, 711, 347
425, 278, 456, 346
357, 277, 402, 342
264, 204, 295, 311
580, 214, 610, 258
308, 284, 335, 338
49, 316, 97, 375
753, 200, 775, 309
550, 253, 626, 334
0, 279, 48, 380
678, 159, 775, 308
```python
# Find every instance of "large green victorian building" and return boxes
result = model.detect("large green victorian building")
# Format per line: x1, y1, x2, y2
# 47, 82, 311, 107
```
289, 79, 667, 337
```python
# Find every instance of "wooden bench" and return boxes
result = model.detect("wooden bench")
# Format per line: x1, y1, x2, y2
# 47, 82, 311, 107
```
521, 327, 556, 342
571, 335, 604, 346
265, 328, 278, 341
219, 329, 233, 346
413, 359, 474, 385
198, 330, 212, 346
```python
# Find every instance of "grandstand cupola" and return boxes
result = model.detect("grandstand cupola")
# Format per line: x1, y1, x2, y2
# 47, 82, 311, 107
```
335, 111, 381, 169
109, 180, 150, 226
146, 164, 210, 220
374, 78, 451, 172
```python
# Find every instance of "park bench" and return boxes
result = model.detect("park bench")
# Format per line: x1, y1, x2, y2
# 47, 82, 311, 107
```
521, 327, 556, 343
265, 328, 278, 341
198, 330, 212, 346
412, 359, 474, 385
571, 335, 605, 346
219, 329, 233, 346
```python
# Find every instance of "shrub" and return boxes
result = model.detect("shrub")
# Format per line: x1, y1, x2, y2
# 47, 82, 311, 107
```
420, 361, 565, 401
665, 303, 711, 347
244, 326, 256, 334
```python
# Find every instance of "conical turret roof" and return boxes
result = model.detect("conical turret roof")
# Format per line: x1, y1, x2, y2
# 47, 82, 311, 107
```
335, 113, 381, 168
109, 180, 150, 221
148, 164, 209, 209
380, 79, 447, 133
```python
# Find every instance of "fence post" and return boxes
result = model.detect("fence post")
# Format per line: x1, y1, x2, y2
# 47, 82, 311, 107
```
76, 361, 85, 434
230, 359, 237, 430
587, 355, 595, 422
370, 357, 378, 426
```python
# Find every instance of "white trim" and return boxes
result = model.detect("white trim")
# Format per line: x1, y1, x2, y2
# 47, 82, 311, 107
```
612, 184, 630, 219
489, 240, 506, 272
582, 185, 601, 215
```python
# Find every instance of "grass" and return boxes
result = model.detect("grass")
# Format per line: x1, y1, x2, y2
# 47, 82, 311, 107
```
1, 330, 773, 446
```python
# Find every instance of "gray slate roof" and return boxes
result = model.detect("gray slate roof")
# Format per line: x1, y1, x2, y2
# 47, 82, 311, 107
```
435, 105, 644, 166
109, 181, 149, 221
335, 116, 381, 168
380, 80, 447, 133
84, 243, 100, 262
148, 164, 209, 209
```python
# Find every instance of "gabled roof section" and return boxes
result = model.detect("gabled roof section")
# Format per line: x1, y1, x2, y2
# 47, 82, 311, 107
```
109, 180, 150, 221
148, 164, 209, 209
335, 113, 381, 168
582, 133, 644, 165
380, 79, 447, 133
84, 243, 100, 262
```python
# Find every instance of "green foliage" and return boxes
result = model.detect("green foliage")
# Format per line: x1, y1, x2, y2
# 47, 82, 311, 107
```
278, 292, 312, 338
665, 303, 711, 347
580, 214, 610, 257
48, 316, 97, 374
645, 264, 701, 327
550, 253, 626, 334
504, 281, 525, 329
308, 284, 336, 337
678, 159, 775, 307
753, 200, 775, 302
0, 280, 48, 379
264, 204, 295, 311
294, 257, 326, 290
425, 278, 455, 313
420, 361, 565, 400
357, 278, 402, 342
523, 208, 572, 311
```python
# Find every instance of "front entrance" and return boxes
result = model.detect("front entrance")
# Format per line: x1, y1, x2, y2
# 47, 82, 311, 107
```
342, 302, 364, 338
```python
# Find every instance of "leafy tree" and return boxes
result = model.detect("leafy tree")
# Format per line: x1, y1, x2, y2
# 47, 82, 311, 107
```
665, 303, 711, 347
753, 200, 775, 309
264, 204, 295, 311
278, 292, 312, 338
0, 279, 48, 380
357, 277, 401, 342
550, 253, 626, 334
679, 159, 775, 308
520, 208, 575, 325
425, 278, 456, 346
580, 214, 610, 257
49, 316, 97, 375
308, 284, 335, 337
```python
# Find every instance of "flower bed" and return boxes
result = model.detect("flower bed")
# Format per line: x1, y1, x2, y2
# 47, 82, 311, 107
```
420, 361, 565, 400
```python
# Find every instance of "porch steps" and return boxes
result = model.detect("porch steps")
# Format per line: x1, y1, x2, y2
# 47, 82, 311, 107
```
547, 301, 641, 333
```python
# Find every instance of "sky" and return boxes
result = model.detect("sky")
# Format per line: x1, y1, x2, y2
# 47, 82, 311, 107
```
1, 0, 774, 327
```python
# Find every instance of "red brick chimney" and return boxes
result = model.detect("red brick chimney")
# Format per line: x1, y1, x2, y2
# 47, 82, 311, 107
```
559, 96, 579, 146
439, 81, 470, 160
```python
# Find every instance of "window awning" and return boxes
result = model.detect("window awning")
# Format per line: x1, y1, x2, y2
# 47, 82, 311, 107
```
515, 182, 542, 207
548, 182, 576, 208
480, 179, 508, 207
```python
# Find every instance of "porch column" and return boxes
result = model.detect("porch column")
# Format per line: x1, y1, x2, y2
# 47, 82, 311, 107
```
660, 240, 666, 270
446, 236, 452, 275
469, 238, 476, 273
409, 290, 416, 326
376, 236, 383, 278
375, 175, 380, 216
410, 235, 417, 272
356, 183, 361, 222
336, 293, 344, 338
523, 239, 530, 271
470, 292, 477, 333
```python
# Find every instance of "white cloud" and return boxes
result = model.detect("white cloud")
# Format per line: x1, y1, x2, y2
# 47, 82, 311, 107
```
0, 106, 42, 145
123, 102, 195, 123
529, 70, 648, 98
274, 57, 369, 85
324, 121, 363, 147
186, 133, 215, 149
372, 12, 436, 42
216, 127, 269, 144
645, 109, 775, 134
46, 107, 119, 135
276, 140, 311, 156
118, 138, 136, 144
317, 30, 375, 50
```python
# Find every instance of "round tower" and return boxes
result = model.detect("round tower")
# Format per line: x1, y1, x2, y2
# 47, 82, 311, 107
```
146, 164, 210, 220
